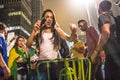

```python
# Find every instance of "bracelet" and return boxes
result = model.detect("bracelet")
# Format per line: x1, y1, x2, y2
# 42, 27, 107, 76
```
94, 50, 98, 54
95, 47, 99, 52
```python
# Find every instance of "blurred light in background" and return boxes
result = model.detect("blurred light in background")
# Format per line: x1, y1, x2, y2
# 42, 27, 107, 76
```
68, 0, 94, 9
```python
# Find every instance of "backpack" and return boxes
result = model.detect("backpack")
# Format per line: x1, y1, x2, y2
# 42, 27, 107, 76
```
59, 38, 70, 58
114, 16, 120, 42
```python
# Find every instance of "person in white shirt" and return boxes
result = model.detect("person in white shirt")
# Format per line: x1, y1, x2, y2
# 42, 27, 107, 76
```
27, 9, 77, 80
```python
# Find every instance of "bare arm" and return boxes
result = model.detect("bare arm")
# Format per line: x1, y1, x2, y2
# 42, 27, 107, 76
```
26, 20, 41, 47
26, 31, 37, 47
0, 53, 10, 79
96, 23, 110, 51
54, 23, 78, 42
91, 23, 110, 63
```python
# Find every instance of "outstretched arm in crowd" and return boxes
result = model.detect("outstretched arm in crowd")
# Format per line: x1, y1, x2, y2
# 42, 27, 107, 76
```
0, 53, 10, 79
91, 23, 110, 63
54, 23, 78, 42
26, 20, 41, 47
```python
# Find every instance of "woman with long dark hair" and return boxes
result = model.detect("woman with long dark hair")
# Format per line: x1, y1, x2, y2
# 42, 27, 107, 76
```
8, 35, 28, 80
27, 9, 77, 80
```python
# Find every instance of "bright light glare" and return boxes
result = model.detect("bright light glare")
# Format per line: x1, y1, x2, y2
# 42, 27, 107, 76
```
68, 0, 94, 8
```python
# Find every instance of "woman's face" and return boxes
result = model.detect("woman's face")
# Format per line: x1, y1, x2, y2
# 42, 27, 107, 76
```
18, 37, 24, 48
44, 12, 53, 27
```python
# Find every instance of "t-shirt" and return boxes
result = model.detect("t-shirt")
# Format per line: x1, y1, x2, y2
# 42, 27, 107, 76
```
86, 27, 99, 57
0, 36, 7, 76
98, 12, 120, 56
98, 13, 116, 37
38, 32, 60, 60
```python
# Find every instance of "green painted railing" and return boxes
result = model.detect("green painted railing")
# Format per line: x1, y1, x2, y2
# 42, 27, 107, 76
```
36, 58, 91, 80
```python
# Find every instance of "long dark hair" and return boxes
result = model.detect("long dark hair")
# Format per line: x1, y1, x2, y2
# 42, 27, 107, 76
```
13, 35, 24, 50
37, 9, 60, 50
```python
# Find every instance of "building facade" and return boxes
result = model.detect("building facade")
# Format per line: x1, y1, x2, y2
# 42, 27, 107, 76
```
0, 0, 32, 38
31, 0, 43, 27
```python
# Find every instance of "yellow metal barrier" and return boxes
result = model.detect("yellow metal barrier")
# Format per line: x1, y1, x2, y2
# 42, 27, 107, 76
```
36, 58, 91, 80
76, 58, 91, 80
58, 58, 77, 80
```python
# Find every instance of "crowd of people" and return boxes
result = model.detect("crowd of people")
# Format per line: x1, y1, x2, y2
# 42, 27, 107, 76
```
0, 0, 120, 80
